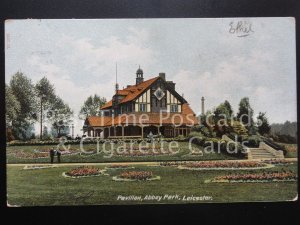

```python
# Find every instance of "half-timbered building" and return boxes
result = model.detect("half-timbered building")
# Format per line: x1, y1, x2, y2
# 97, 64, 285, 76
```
83, 67, 199, 138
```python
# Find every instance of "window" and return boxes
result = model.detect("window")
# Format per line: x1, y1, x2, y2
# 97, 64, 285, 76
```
170, 104, 178, 112
139, 103, 147, 112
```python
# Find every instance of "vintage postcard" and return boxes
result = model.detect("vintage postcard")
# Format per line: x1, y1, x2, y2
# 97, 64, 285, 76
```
5, 18, 297, 206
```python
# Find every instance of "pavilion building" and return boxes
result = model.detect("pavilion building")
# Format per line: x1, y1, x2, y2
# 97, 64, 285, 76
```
83, 67, 199, 138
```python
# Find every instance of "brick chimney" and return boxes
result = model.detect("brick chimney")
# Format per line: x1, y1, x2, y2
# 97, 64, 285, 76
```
159, 72, 166, 80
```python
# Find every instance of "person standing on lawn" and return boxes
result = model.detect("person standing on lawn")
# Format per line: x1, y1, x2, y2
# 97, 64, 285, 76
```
49, 148, 55, 164
57, 149, 61, 163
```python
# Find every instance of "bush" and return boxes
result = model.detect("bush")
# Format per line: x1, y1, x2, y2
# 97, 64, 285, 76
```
270, 134, 297, 144
243, 136, 262, 147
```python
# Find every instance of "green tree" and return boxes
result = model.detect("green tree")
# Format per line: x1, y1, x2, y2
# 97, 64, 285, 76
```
49, 97, 73, 137
5, 84, 21, 126
35, 77, 56, 139
237, 97, 254, 132
257, 112, 271, 135
9, 72, 37, 139
213, 102, 232, 136
224, 100, 233, 117
79, 94, 106, 119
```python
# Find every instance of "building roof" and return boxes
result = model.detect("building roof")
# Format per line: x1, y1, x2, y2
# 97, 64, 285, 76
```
100, 76, 159, 109
182, 103, 195, 115
86, 116, 112, 127
86, 103, 199, 127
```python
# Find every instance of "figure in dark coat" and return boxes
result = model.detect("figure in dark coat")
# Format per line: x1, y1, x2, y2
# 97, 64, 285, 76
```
49, 148, 55, 164
57, 150, 61, 163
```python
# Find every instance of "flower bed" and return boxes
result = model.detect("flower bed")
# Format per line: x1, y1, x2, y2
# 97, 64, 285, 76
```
11, 148, 80, 159
159, 161, 187, 167
105, 164, 134, 169
263, 159, 294, 165
206, 171, 297, 183
178, 161, 273, 171
14, 151, 49, 159
112, 171, 161, 181
23, 165, 58, 170
115, 147, 175, 157
62, 166, 106, 178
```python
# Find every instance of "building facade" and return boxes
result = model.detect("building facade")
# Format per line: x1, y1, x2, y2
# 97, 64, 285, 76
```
83, 67, 199, 138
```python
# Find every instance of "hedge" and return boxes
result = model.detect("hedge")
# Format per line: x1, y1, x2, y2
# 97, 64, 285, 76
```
7, 137, 189, 146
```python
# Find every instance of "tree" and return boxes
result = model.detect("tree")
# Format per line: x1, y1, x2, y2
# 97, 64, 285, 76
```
213, 102, 232, 136
35, 77, 56, 139
257, 112, 271, 135
49, 97, 73, 137
79, 94, 106, 119
237, 97, 254, 132
9, 72, 37, 139
5, 84, 21, 126
224, 100, 233, 117
10, 72, 36, 121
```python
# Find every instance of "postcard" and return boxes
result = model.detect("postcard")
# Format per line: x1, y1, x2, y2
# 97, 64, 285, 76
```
5, 18, 297, 206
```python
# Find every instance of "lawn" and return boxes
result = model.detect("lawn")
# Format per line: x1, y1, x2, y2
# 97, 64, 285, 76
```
6, 141, 238, 164
7, 163, 297, 206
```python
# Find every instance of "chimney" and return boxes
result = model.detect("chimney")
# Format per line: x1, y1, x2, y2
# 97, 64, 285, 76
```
159, 72, 166, 80
201, 96, 205, 115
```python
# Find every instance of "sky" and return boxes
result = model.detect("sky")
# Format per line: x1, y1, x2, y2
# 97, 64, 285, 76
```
5, 18, 297, 136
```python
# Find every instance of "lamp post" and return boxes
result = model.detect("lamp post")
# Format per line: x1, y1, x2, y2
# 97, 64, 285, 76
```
71, 124, 74, 139
40, 94, 46, 140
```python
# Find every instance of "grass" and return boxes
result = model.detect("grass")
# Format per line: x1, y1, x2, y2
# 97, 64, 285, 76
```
6, 142, 238, 164
7, 163, 297, 206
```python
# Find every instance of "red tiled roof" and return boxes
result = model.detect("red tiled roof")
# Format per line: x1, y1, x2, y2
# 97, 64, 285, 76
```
111, 113, 199, 126
86, 111, 199, 127
100, 77, 159, 109
87, 116, 112, 127
101, 100, 112, 109
182, 103, 195, 115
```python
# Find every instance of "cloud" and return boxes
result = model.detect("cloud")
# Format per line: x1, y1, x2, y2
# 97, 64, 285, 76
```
172, 48, 296, 123
25, 27, 158, 135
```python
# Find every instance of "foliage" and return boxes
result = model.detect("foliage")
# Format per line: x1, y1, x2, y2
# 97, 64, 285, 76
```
9, 72, 37, 139
231, 120, 248, 136
9, 72, 36, 121
257, 112, 271, 135
48, 96, 73, 137
269, 134, 297, 144
236, 97, 254, 133
243, 136, 262, 147
5, 84, 21, 125
79, 94, 106, 119
224, 100, 233, 117
270, 121, 297, 141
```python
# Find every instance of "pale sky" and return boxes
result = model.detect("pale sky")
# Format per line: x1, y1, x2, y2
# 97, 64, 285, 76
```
5, 18, 297, 136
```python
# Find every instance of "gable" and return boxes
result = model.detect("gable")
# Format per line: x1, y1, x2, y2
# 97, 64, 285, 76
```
100, 75, 189, 110
132, 76, 187, 104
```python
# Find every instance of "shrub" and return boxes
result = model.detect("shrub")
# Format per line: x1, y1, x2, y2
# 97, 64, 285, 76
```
243, 136, 262, 147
